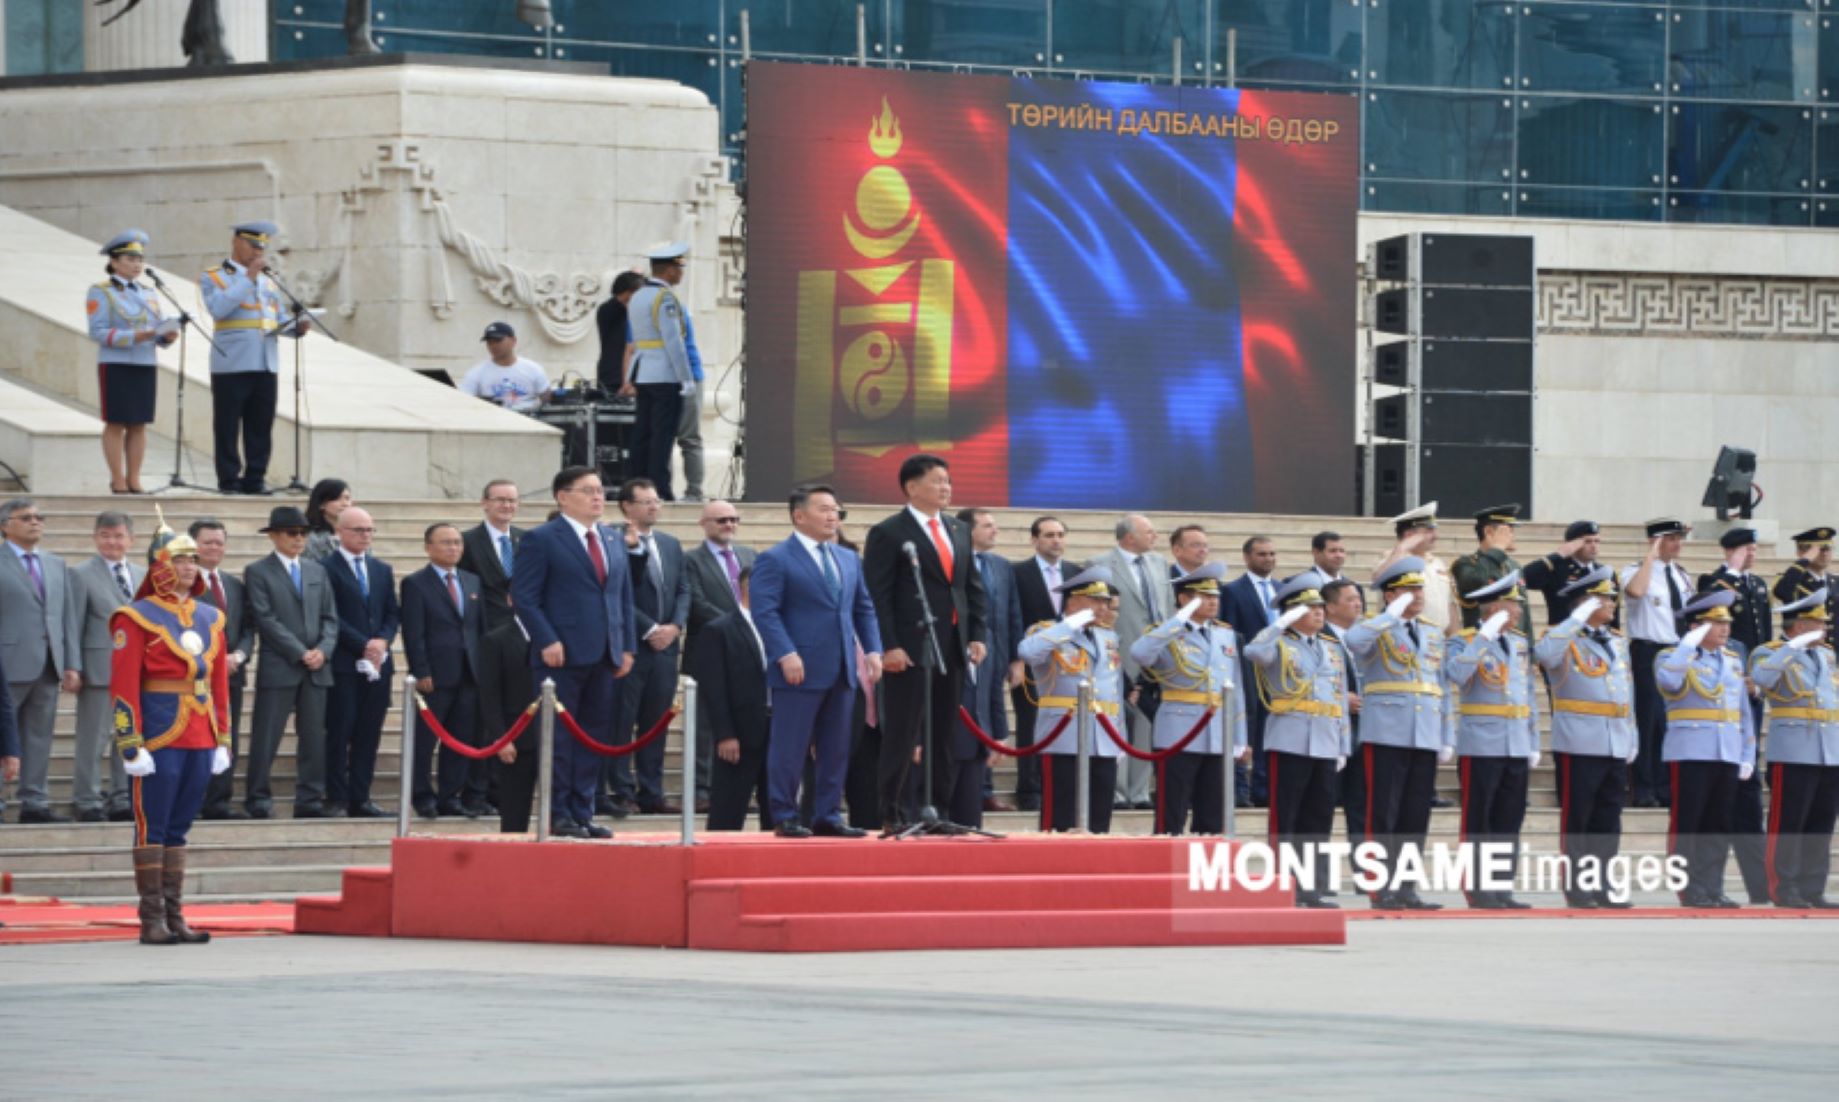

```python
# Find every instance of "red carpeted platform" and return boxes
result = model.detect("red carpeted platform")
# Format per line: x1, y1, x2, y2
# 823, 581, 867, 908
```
0, 900, 295, 946
293, 833, 1346, 952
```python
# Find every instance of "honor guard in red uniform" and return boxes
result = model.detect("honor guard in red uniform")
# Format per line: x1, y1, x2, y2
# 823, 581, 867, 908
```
113, 517, 232, 945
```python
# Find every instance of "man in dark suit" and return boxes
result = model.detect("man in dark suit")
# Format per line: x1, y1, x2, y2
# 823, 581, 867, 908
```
320, 507, 400, 819
606, 477, 690, 816
482, 611, 538, 833
244, 505, 339, 819
955, 507, 1023, 826
193, 519, 256, 820
459, 479, 524, 636
690, 565, 771, 830
684, 499, 756, 810
863, 454, 988, 830
402, 523, 487, 818
1223, 535, 1279, 807
510, 465, 636, 838
751, 483, 883, 837
1008, 516, 1066, 812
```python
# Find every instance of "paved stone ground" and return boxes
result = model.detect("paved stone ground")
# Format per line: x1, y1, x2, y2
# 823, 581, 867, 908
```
4, 920, 1834, 1099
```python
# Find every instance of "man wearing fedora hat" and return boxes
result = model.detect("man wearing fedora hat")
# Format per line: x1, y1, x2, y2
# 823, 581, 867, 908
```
243, 505, 338, 818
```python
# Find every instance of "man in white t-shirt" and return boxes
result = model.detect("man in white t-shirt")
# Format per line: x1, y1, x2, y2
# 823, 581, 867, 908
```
459, 322, 550, 414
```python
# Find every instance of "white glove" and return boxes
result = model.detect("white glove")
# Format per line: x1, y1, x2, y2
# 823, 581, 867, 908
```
355, 658, 381, 683
1335, 755, 1347, 773
211, 746, 232, 775
680, 380, 697, 398
1176, 597, 1202, 623
1234, 745, 1252, 762
1385, 594, 1411, 619
1529, 749, 1542, 770
1739, 762, 1755, 782
1790, 629, 1824, 651
1479, 610, 1510, 641
1566, 597, 1602, 626
1625, 744, 1639, 765
1275, 605, 1309, 631
1437, 745, 1454, 765
123, 751, 156, 777
1062, 608, 1096, 631
1681, 623, 1712, 652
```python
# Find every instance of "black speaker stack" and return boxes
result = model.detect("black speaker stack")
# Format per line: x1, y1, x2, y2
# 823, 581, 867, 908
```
1363, 233, 1536, 519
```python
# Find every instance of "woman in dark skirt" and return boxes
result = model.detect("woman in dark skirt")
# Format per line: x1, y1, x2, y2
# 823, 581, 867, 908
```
86, 230, 176, 493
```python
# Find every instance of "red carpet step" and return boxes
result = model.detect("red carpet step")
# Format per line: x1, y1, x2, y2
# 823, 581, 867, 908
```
294, 833, 1345, 952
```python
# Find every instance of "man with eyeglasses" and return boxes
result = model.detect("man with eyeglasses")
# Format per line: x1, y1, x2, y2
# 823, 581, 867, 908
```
244, 505, 339, 819
684, 500, 756, 811
321, 507, 400, 819
0, 499, 83, 823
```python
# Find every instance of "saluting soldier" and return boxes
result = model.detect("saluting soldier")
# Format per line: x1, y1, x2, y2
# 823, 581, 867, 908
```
1245, 573, 1350, 909
1128, 562, 1250, 836
1521, 519, 1620, 628
1748, 589, 1839, 909
1447, 572, 1540, 909
1659, 590, 1756, 908
1344, 556, 1453, 911
1699, 525, 1773, 904
112, 517, 232, 945
1451, 503, 1528, 634
1534, 566, 1637, 908
1774, 527, 1839, 650
1372, 503, 1456, 633
1017, 567, 1126, 834
200, 220, 308, 495
87, 229, 177, 494
625, 242, 696, 500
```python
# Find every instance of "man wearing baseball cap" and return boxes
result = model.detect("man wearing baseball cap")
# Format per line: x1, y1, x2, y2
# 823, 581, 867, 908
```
458, 321, 551, 414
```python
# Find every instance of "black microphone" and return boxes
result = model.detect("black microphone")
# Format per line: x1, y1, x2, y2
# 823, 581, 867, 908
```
144, 267, 169, 290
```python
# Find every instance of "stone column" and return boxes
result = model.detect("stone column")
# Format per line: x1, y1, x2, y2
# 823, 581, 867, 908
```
84, 0, 268, 72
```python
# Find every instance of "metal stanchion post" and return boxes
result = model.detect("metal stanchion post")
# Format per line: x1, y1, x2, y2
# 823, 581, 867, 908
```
680, 676, 698, 846
1075, 678, 1093, 834
1223, 739, 1238, 841
536, 678, 557, 842
396, 675, 415, 839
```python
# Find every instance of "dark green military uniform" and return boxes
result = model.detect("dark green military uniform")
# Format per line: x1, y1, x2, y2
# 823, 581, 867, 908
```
1451, 504, 1529, 635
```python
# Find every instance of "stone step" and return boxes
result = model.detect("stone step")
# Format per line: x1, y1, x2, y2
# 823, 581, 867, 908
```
10, 863, 351, 899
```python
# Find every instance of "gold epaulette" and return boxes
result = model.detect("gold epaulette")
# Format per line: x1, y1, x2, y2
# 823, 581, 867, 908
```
1025, 620, 1057, 636
1456, 628, 1478, 641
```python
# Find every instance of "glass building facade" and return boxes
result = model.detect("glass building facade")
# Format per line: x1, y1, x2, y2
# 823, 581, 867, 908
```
1, 1, 1821, 228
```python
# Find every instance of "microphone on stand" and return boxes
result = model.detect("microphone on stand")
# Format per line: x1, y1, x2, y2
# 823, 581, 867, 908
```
901, 540, 920, 564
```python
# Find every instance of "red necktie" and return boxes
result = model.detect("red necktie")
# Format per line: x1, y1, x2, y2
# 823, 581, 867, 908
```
446, 570, 462, 612
927, 518, 953, 582
585, 527, 607, 585
210, 571, 227, 610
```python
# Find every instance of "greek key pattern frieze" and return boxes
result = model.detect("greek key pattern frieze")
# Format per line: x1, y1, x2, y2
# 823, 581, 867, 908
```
1538, 273, 1839, 340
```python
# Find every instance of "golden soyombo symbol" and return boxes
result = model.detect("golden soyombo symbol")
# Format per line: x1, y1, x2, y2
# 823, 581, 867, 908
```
795, 96, 957, 478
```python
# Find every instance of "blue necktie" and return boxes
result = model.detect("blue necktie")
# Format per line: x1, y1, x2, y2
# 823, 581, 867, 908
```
499, 533, 513, 576
821, 544, 840, 599
289, 560, 302, 596
354, 556, 369, 600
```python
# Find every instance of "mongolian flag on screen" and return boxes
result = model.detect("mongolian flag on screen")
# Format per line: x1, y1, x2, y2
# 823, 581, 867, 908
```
745, 62, 1358, 514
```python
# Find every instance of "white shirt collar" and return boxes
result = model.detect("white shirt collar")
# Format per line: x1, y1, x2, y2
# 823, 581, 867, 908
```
485, 520, 512, 540
705, 539, 735, 557
906, 504, 941, 529
792, 530, 826, 556
8, 540, 34, 559
561, 514, 597, 542
274, 550, 299, 568
1036, 555, 1061, 574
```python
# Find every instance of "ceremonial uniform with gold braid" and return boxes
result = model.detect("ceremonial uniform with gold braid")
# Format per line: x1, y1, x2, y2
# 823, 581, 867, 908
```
111, 521, 231, 945
1129, 577, 1249, 836
86, 256, 166, 426
1017, 583, 1125, 834
200, 221, 303, 493
1749, 597, 1839, 907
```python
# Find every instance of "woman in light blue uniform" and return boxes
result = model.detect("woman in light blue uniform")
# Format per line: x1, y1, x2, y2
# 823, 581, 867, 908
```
86, 230, 176, 493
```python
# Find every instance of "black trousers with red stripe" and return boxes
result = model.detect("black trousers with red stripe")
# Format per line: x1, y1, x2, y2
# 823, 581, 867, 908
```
1555, 752, 1626, 893
1364, 744, 1438, 886
1670, 760, 1738, 901
1459, 755, 1530, 904
1162, 752, 1225, 836
1767, 762, 1839, 903
1268, 750, 1338, 895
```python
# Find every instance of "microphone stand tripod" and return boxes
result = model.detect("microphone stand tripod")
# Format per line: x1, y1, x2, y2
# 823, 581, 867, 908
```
894, 542, 1000, 840
262, 267, 341, 495
143, 268, 225, 495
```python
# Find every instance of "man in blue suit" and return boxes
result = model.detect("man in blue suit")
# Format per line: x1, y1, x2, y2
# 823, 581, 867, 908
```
750, 483, 883, 838
1223, 536, 1280, 807
510, 465, 637, 838
955, 507, 1023, 827
320, 507, 400, 819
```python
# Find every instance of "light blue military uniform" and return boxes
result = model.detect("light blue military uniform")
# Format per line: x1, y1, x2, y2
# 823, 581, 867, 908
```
199, 221, 301, 376
1016, 567, 1126, 832
1128, 564, 1249, 757
1749, 589, 1839, 906
87, 230, 166, 366
1661, 589, 1759, 905
1344, 556, 1455, 754
628, 247, 694, 388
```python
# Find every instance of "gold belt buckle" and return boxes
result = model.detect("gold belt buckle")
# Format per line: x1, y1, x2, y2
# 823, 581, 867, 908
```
193, 678, 207, 696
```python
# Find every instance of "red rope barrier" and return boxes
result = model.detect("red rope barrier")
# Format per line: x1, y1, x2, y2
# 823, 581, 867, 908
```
558, 705, 678, 758
1096, 710, 1215, 835
957, 708, 1070, 832
416, 697, 535, 761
